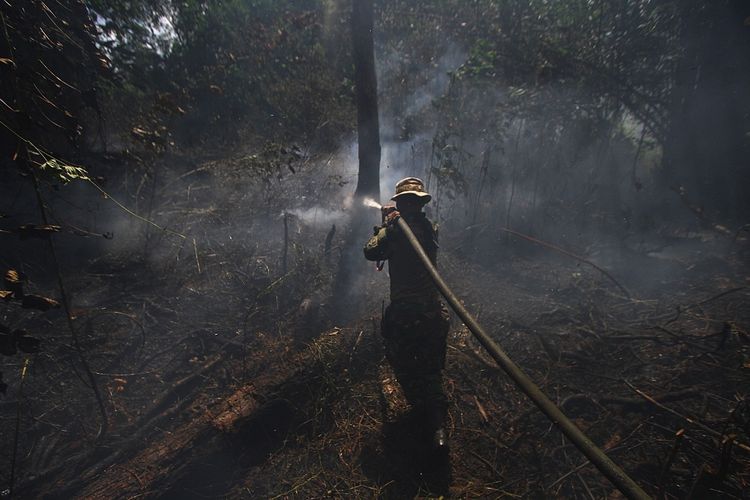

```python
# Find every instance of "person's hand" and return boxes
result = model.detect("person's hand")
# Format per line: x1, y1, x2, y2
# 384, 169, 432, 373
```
382, 207, 400, 226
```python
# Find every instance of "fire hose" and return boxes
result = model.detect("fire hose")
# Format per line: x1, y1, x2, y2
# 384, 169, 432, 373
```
392, 215, 650, 500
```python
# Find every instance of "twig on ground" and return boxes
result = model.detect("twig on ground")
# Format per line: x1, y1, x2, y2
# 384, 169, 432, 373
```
192, 237, 201, 274
657, 428, 685, 496
624, 380, 750, 453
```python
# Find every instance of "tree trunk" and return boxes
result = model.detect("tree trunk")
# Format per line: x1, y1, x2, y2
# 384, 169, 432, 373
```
352, 0, 381, 201
329, 0, 382, 323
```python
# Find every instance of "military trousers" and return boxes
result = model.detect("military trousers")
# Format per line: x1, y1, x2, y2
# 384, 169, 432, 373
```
381, 301, 450, 423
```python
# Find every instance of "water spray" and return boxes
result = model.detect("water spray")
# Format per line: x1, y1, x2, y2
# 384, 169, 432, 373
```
362, 197, 382, 210
363, 199, 649, 500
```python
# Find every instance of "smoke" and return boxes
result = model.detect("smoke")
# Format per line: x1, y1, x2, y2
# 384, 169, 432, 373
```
284, 206, 348, 228
369, 43, 469, 203
307, 40, 472, 320
349, 14, 743, 297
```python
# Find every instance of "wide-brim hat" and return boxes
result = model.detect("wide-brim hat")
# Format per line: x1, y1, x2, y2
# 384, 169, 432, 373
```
391, 177, 432, 203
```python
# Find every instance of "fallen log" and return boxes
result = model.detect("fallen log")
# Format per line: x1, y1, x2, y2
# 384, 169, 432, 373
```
23, 327, 359, 499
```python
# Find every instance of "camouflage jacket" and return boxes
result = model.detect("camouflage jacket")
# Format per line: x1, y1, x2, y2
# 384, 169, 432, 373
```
363, 212, 441, 307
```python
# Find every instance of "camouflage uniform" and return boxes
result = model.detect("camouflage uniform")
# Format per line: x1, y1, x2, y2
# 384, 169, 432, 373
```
364, 211, 450, 425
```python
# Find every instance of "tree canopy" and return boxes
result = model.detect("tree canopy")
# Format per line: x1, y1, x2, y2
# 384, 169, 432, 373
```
3, 1, 747, 222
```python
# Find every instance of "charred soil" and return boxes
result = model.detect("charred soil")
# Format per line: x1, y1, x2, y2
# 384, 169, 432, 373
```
2, 153, 749, 499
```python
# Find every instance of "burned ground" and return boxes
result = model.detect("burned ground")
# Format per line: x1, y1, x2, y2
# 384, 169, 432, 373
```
1, 151, 748, 499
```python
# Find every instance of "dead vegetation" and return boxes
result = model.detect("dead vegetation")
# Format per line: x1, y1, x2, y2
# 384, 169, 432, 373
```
1, 153, 749, 499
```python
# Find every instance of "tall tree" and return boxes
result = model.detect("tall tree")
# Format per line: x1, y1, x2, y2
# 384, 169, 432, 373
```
330, 0, 381, 323
352, 0, 380, 201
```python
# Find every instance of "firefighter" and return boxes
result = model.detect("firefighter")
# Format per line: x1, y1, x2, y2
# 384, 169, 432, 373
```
364, 177, 451, 451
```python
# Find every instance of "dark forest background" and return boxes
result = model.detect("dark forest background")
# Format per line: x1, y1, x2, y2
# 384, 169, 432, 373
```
3, 0, 749, 223
1, 1, 749, 498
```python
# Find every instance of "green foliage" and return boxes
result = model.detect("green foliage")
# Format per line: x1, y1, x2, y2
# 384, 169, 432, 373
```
430, 139, 470, 201
448, 0, 682, 143
458, 40, 498, 78
88, 0, 352, 150
4, 0, 745, 219
370, 0, 750, 228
